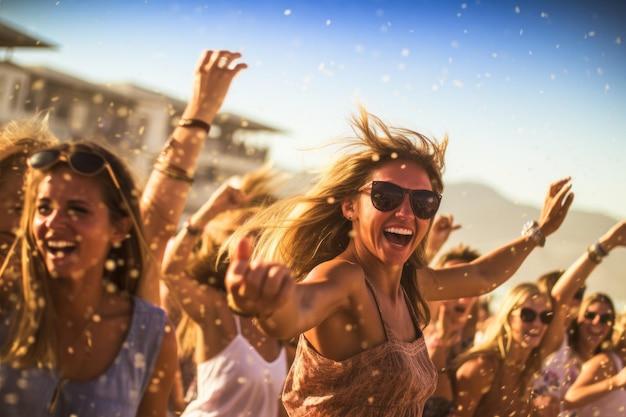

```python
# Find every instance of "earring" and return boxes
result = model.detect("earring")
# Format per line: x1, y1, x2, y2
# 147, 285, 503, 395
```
347, 215, 353, 221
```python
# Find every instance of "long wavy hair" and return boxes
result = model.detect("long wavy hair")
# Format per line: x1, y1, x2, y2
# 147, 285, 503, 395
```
229, 107, 447, 328
568, 292, 616, 355
0, 140, 146, 368
453, 283, 550, 387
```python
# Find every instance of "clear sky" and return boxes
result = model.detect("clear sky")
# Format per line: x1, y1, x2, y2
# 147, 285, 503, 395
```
1, 0, 625, 219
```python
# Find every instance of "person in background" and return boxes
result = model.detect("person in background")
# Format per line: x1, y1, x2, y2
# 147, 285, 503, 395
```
453, 219, 626, 417
137, 49, 247, 305
0, 141, 178, 416
532, 219, 626, 416
423, 243, 482, 417
223, 107, 573, 416
564, 310, 626, 416
162, 166, 292, 417
0, 115, 57, 260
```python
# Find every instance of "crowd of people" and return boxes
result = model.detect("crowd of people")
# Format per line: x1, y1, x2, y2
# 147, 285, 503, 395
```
0, 48, 624, 417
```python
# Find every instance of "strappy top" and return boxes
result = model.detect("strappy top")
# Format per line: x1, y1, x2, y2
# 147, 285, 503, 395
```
282, 278, 437, 417
181, 315, 287, 417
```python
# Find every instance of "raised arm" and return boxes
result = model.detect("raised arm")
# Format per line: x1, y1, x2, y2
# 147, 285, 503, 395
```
541, 219, 626, 355
422, 177, 574, 301
563, 352, 626, 410
139, 50, 247, 304
161, 183, 246, 323
425, 213, 461, 264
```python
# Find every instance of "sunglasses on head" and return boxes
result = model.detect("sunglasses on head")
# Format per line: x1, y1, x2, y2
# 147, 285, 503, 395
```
583, 311, 613, 324
517, 307, 554, 325
359, 180, 442, 220
28, 149, 122, 189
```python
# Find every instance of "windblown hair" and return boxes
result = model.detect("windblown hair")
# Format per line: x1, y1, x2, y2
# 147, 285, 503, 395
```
453, 283, 550, 388
568, 292, 616, 355
434, 243, 481, 268
229, 107, 448, 328
0, 140, 146, 368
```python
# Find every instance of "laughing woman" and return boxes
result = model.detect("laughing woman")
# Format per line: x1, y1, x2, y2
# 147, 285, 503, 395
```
0, 141, 177, 416
223, 108, 573, 417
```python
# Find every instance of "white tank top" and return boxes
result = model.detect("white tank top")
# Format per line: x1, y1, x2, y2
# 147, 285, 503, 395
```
181, 316, 287, 417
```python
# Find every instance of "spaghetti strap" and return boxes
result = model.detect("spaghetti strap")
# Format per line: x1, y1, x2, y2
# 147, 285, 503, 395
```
363, 277, 394, 341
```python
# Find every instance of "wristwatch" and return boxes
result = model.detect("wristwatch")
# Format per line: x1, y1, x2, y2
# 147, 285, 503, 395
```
521, 220, 545, 247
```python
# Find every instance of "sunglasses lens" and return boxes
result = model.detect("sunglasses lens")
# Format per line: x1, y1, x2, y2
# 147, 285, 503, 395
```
540, 311, 554, 325
70, 152, 106, 175
371, 181, 403, 212
520, 307, 537, 323
29, 150, 61, 169
584, 311, 613, 324
410, 191, 441, 219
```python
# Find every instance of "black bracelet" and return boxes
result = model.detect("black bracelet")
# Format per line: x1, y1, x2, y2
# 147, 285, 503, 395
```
178, 118, 211, 134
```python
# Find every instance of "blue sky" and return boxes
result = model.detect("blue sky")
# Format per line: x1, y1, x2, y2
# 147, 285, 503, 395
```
1, 0, 625, 219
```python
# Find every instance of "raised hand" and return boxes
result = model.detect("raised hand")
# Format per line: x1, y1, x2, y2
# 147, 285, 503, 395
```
182, 50, 248, 123
225, 238, 295, 320
537, 177, 574, 237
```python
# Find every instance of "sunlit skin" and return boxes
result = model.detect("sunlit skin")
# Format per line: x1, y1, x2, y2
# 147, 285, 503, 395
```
0, 168, 26, 248
33, 167, 122, 281
349, 160, 433, 271
509, 295, 552, 350
438, 259, 478, 332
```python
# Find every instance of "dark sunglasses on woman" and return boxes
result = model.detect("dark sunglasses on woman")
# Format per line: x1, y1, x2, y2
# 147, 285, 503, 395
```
359, 180, 442, 219
28, 149, 122, 189
517, 307, 554, 325
583, 311, 613, 324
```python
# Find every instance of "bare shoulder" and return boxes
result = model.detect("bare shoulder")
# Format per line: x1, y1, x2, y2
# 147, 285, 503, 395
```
584, 352, 617, 374
305, 257, 367, 287
457, 352, 499, 381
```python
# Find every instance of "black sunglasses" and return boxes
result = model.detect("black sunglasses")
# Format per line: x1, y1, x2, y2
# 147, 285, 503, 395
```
517, 307, 554, 325
583, 311, 613, 325
28, 149, 121, 188
359, 181, 442, 220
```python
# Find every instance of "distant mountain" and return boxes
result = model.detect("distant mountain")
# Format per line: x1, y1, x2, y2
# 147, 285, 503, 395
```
439, 182, 625, 308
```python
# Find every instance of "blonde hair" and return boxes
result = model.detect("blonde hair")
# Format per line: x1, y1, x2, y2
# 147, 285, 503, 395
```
1, 141, 146, 368
454, 283, 550, 387
229, 107, 447, 327
177, 164, 288, 359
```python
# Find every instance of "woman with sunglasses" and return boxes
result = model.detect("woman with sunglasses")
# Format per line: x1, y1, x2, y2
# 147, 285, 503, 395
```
531, 219, 626, 417
222, 107, 573, 416
564, 310, 626, 416
0, 141, 178, 416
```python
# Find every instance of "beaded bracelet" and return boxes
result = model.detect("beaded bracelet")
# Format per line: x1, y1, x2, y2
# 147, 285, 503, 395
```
153, 162, 194, 184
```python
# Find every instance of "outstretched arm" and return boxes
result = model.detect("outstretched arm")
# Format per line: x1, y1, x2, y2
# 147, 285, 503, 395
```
422, 177, 574, 300
541, 219, 626, 355
161, 183, 246, 323
138, 50, 247, 304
